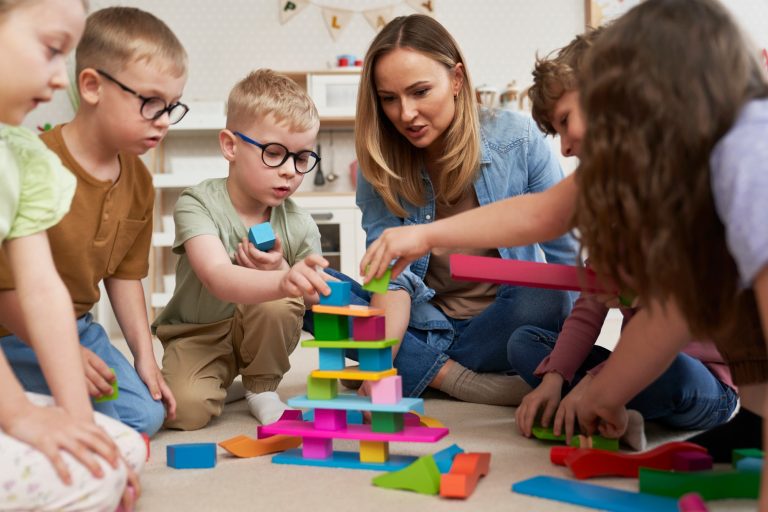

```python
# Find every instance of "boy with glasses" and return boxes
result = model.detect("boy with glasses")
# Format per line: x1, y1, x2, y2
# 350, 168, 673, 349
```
152, 69, 331, 430
0, 6, 187, 436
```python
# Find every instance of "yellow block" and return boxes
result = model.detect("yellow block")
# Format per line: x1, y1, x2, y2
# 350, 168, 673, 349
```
360, 441, 389, 463
414, 412, 445, 428
311, 367, 397, 381
311, 304, 385, 317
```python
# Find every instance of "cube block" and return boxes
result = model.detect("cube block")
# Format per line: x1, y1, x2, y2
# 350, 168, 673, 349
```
370, 375, 402, 405
360, 441, 389, 463
353, 315, 386, 341
307, 375, 338, 400
248, 222, 276, 251
314, 313, 349, 341
319, 281, 351, 306
318, 348, 345, 370
314, 408, 347, 431
359, 347, 392, 372
371, 411, 404, 433
303, 437, 333, 459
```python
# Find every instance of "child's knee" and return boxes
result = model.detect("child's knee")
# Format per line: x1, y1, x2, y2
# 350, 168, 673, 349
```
164, 383, 223, 431
136, 398, 166, 436
66, 456, 128, 511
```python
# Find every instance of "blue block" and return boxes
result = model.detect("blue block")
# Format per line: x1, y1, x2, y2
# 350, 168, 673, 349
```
167, 443, 217, 469
273, 449, 416, 471
289, 394, 424, 414
433, 443, 464, 474
736, 457, 763, 472
303, 408, 364, 424
319, 281, 351, 306
358, 347, 392, 372
318, 348, 345, 370
248, 222, 276, 251
512, 476, 678, 512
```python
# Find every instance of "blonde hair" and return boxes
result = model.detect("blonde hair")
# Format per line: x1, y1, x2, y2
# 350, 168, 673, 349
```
226, 69, 319, 132
0, 0, 87, 16
529, 27, 603, 136
355, 14, 480, 218
76, 6, 186, 78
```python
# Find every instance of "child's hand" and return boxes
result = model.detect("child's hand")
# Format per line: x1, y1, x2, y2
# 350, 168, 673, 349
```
235, 235, 286, 271
360, 225, 431, 283
80, 346, 117, 397
135, 356, 177, 421
3, 402, 119, 485
279, 254, 331, 298
553, 374, 592, 443
515, 372, 562, 437
119, 464, 141, 512
576, 392, 628, 440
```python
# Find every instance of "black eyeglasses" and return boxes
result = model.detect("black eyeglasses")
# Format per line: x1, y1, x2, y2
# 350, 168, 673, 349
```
96, 69, 189, 125
233, 131, 320, 174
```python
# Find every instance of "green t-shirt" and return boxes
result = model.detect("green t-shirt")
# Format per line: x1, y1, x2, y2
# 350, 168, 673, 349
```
0, 125, 75, 242
152, 178, 321, 328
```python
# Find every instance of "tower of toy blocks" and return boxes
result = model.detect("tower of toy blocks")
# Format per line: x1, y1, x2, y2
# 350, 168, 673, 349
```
258, 280, 449, 470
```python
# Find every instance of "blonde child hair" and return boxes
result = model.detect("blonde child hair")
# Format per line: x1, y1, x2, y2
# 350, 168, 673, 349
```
226, 69, 319, 132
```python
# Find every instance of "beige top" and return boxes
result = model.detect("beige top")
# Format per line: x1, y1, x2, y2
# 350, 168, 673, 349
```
424, 189, 499, 319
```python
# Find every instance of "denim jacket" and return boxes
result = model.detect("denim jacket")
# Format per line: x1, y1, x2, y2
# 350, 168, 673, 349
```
356, 109, 579, 340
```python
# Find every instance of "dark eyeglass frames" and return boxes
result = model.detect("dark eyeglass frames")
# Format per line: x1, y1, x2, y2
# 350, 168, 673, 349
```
96, 69, 189, 125
233, 131, 320, 174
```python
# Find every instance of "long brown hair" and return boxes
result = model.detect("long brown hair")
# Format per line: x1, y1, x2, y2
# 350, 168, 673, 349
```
575, 0, 768, 352
355, 14, 480, 217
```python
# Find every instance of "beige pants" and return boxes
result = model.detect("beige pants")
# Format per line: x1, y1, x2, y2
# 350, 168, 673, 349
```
157, 298, 304, 431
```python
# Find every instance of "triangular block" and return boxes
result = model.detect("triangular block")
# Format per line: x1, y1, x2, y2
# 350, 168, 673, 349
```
372, 455, 441, 495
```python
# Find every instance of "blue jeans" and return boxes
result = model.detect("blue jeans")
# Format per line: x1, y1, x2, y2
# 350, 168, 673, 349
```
304, 269, 572, 397
1, 313, 165, 435
506, 325, 738, 430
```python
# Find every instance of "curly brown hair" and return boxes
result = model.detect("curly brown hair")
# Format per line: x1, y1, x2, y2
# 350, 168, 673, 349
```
575, 0, 768, 375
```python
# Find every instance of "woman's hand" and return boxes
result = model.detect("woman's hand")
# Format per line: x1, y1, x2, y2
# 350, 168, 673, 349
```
515, 372, 562, 437
360, 225, 432, 283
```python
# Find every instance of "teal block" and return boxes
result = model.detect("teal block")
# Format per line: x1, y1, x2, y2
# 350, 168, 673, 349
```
167, 443, 217, 469
359, 347, 392, 372
314, 313, 349, 341
319, 281, 351, 306
433, 443, 464, 474
318, 348, 345, 370
273, 449, 416, 471
248, 222, 275, 251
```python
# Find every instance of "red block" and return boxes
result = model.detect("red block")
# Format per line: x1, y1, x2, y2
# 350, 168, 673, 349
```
672, 451, 714, 471
440, 452, 491, 499
353, 315, 386, 341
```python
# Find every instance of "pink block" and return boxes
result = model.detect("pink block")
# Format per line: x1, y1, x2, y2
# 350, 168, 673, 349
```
353, 315, 386, 341
314, 409, 347, 431
260, 419, 448, 443
303, 437, 333, 459
370, 375, 403, 405
672, 451, 713, 471
256, 410, 303, 439
677, 492, 709, 512
404, 412, 421, 426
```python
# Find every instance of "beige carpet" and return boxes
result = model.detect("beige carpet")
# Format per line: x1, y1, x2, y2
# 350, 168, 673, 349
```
122, 333, 754, 512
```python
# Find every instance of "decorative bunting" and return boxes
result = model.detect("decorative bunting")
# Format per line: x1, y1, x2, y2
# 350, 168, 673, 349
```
363, 6, 396, 32
404, 0, 435, 15
321, 7, 354, 41
278, 0, 310, 25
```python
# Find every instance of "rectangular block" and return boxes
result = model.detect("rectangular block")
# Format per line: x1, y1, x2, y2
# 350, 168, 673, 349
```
167, 443, 217, 469
311, 304, 384, 317
371, 411, 404, 433
362, 267, 391, 294
360, 441, 389, 463
319, 281, 351, 306
303, 437, 333, 459
307, 375, 338, 400
314, 408, 347, 431
273, 449, 416, 471
671, 451, 713, 472
318, 348, 345, 370
353, 315, 386, 341
288, 394, 423, 413
311, 367, 396, 381
248, 222, 276, 251
313, 313, 349, 341
260, 419, 449, 443
302, 338, 397, 350
358, 347, 392, 372
94, 368, 118, 403
370, 375, 402, 405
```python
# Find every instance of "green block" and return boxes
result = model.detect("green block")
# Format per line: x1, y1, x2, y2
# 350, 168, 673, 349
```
371, 411, 404, 433
639, 467, 759, 500
733, 448, 764, 465
372, 455, 440, 495
362, 267, 392, 294
94, 369, 119, 403
314, 313, 349, 341
531, 426, 618, 451
307, 375, 338, 400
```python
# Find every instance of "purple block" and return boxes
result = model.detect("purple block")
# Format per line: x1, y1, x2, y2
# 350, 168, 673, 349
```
353, 315, 386, 341
672, 451, 714, 471
314, 408, 347, 431
303, 437, 333, 459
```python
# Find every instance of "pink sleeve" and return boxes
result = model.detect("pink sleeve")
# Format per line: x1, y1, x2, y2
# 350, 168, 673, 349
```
533, 295, 610, 383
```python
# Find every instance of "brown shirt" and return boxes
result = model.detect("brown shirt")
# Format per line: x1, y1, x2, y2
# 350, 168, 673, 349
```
0, 125, 154, 334
424, 189, 499, 320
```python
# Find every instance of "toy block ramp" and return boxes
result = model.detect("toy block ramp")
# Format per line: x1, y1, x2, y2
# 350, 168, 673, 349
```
450, 254, 612, 293
219, 435, 301, 458
440, 452, 491, 499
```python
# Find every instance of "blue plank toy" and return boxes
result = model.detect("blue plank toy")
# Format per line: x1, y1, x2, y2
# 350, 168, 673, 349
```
273, 448, 416, 471
319, 281, 351, 306
433, 443, 464, 474
512, 476, 678, 512
167, 443, 217, 469
248, 222, 276, 251
289, 394, 424, 414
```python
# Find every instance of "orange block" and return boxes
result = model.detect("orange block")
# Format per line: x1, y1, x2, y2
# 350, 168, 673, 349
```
439, 452, 491, 499
219, 434, 301, 458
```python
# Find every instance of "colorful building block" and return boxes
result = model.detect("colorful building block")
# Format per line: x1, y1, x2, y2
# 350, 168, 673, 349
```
531, 425, 618, 451
166, 443, 217, 469
362, 267, 392, 294
358, 346, 392, 372
311, 367, 396, 381
248, 222, 275, 251
318, 347, 345, 370
512, 475, 679, 512
312, 304, 384, 317
433, 444, 464, 474
303, 437, 333, 459
307, 375, 338, 400
677, 493, 710, 512
259, 420, 448, 444
353, 315, 386, 341
639, 467, 760, 499
733, 448, 764, 464
563, 442, 708, 479
302, 338, 397, 350
371, 411, 404, 433
274, 449, 415, 471
369, 376, 402, 405
314, 408, 347, 431
219, 434, 301, 458
360, 440, 389, 463
440, 452, 491, 499
372, 455, 441, 495
94, 369, 119, 403
141, 432, 150, 462
671, 451, 713, 471
289, 394, 423, 414
413, 412, 446, 428
302, 408, 364, 425
736, 457, 762, 472
319, 281, 351, 306
313, 313, 349, 341
257, 409, 303, 439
